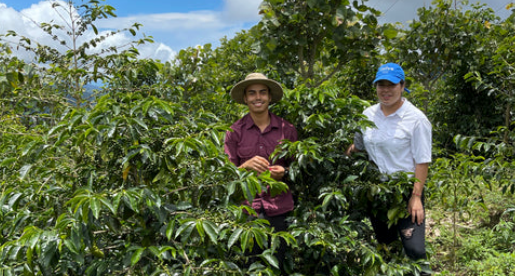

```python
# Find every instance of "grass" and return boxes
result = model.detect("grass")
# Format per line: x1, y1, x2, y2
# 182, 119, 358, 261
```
425, 182, 515, 275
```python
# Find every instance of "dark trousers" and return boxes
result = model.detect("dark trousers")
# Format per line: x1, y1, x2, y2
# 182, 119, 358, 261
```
368, 193, 427, 261
249, 211, 288, 273
369, 212, 427, 260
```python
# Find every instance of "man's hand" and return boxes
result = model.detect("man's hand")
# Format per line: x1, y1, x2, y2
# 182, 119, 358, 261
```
268, 165, 285, 181
240, 156, 270, 174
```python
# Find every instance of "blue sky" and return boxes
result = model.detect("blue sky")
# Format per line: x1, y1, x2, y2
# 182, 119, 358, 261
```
0, 0, 262, 61
2, 0, 224, 14
0, 0, 513, 62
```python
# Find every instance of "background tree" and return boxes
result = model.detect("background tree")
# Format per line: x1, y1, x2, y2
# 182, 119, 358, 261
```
2, 0, 152, 109
466, 6, 515, 144
2, 0, 515, 275
385, 0, 503, 150
254, 0, 384, 89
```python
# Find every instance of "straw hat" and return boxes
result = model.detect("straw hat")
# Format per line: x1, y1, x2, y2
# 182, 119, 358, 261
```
230, 73, 284, 104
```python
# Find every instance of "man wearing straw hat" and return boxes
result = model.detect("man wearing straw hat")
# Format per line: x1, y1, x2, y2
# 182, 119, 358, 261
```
224, 72, 298, 272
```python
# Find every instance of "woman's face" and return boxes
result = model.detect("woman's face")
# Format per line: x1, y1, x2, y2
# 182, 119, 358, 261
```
375, 80, 404, 108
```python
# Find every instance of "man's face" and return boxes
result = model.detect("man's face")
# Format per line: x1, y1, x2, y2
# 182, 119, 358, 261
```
243, 83, 271, 114
376, 80, 404, 107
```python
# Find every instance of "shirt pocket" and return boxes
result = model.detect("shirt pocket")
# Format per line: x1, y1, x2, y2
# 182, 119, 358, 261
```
364, 128, 387, 144
237, 146, 257, 159
391, 128, 411, 149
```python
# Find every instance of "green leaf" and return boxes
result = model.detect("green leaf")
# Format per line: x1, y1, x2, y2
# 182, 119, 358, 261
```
202, 220, 218, 244
383, 27, 398, 39
200, 258, 219, 267
262, 250, 279, 268
166, 220, 176, 241
306, 0, 317, 9
240, 229, 253, 252
27, 246, 33, 268
228, 228, 243, 249
98, 196, 116, 215
266, 38, 278, 51
131, 117, 148, 130
252, 228, 267, 250
19, 164, 33, 179
92, 24, 98, 35
196, 220, 205, 241
147, 246, 160, 258
131, 247, 145, 265
175, 220, 196, 241
90, 198, 101, 219
321, 193, 333, 210
41, 240, 58, 268
1, 157, 17, 167
160, 246, 177, 259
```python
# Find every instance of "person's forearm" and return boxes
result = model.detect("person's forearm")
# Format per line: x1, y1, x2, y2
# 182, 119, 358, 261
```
413, 163, 429, 196
345, 144, 360, 156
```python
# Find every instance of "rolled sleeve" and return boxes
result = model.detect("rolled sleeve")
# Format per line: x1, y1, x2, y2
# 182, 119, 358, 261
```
354, 132, 365, 151
412, 118, 432, 164
224, 130, 241, 166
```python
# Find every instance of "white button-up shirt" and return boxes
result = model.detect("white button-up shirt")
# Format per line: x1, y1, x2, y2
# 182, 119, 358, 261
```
355, 99, 432, 175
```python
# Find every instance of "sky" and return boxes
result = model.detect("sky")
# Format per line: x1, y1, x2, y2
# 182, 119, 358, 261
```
0, 0, 513, 63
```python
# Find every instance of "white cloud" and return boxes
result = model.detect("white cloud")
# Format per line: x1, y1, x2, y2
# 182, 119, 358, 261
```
139, 43, 176, 62
0, 0, 176, 62
2, 0, 511, 64
0, 4, 21, 30
1, 0, 263, 62
367, 0, 513, 25
0, 1, 67, 60
95, 0, 262, 53
222, 0, 262, 22
98, 11, 225, 32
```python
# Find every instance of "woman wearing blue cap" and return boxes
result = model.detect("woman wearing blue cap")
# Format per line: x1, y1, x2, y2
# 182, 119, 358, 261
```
346, 63, 432, 272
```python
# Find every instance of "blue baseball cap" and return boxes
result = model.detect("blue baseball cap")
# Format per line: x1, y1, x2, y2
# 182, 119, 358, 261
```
373, 63, 410, 93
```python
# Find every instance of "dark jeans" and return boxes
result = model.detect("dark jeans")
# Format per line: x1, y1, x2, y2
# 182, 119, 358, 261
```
248, 211, 289, 273
368, 196, 427, 260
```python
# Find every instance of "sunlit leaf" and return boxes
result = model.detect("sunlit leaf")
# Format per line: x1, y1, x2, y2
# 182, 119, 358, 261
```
131, 247, 145, 265
228, 228, 243, 249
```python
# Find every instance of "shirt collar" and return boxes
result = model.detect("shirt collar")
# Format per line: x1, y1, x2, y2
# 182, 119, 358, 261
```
382, 98, 408, 118
395, 98, 409, 118
243, 112, 279, 130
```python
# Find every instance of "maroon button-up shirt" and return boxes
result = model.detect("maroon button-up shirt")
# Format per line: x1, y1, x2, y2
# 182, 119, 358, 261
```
224, 112, 298, 216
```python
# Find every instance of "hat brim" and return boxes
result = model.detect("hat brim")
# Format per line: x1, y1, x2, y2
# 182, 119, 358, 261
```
230, 79, 283, 104
373, 75, 402, 85
373, 76, 411, 93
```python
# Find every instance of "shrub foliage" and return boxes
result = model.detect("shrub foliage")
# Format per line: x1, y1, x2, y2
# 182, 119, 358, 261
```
2, 0, 515, 275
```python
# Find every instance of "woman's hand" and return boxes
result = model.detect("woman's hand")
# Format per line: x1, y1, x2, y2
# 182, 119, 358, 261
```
408, 195, 424, 225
